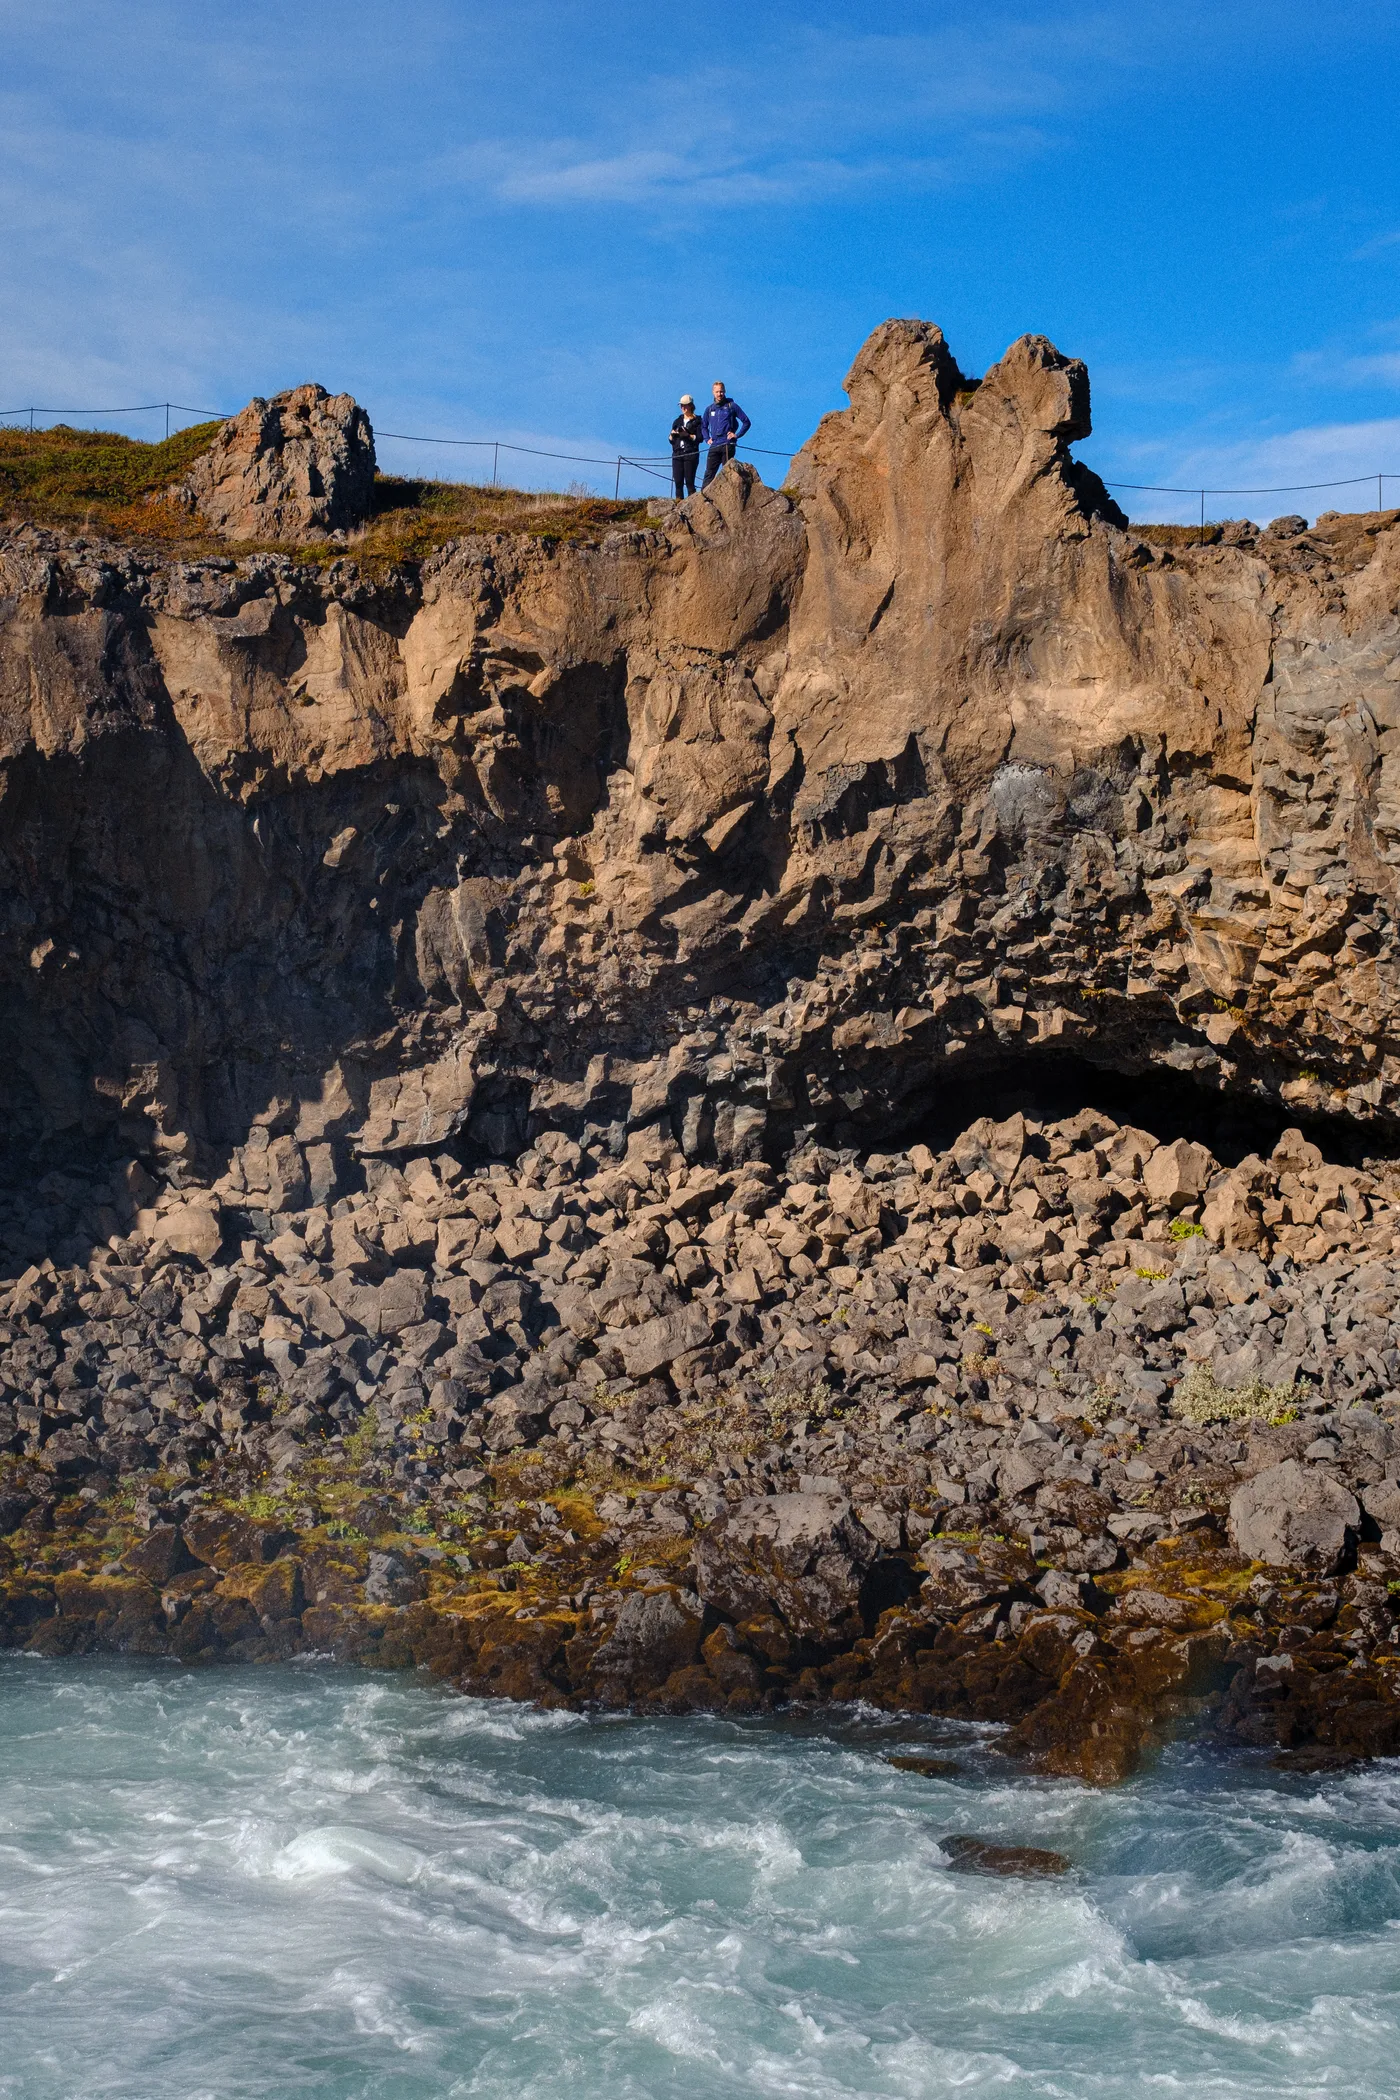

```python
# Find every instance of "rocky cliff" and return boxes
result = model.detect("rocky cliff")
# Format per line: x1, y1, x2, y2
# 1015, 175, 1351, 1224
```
5, 318, 1400, 1209
6, 317, 1400, 1776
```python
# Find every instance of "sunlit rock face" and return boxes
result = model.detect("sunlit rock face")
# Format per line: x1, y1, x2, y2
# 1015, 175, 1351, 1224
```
168, 382, 377, 542
3, 316, 1400, 1193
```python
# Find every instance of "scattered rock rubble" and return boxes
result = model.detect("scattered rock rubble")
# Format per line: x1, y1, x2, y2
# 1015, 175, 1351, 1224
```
7, 1101, 1400, 1780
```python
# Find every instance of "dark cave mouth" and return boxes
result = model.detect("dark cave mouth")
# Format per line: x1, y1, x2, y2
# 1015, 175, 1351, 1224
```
832, 1051, 1400, 1173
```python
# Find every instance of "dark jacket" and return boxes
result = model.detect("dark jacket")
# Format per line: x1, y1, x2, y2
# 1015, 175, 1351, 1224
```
701, 396, 750, 447
670, 412, 703, 457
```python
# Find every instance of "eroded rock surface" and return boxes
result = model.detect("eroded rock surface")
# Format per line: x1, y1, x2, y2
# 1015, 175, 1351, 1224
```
6, 314, 1400, 1774
167, 383, 376, 541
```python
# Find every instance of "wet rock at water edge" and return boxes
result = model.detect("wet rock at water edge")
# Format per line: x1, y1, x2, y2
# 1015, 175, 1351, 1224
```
940, 1835, 1072, 1879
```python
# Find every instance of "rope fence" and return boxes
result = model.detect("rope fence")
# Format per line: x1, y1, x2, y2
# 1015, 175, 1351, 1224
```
0, 399, 798, 500
2, 400, 1398, 519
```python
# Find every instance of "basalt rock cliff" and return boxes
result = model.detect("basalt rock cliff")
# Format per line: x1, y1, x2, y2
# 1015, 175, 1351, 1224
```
5, 318, 1400, 1197
6, 318, 1400, 1777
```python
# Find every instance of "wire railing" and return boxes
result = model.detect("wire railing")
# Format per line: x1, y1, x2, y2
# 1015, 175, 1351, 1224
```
1102, 471, 1398, 536
2, 399, 1397, 518
0, 399, 799, 500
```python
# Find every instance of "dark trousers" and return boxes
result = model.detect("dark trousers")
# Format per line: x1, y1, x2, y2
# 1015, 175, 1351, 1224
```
672, 453, 698, 498
702, 441, 736, 487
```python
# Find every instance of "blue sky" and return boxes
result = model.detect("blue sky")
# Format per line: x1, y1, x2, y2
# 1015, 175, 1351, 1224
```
3, 0, 1399, 521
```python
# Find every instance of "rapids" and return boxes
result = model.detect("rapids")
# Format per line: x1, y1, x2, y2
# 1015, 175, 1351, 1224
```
1, 1658, 1398, 2097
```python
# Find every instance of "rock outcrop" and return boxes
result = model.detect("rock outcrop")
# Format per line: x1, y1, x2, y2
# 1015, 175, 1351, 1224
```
167, 382, 376, 541
6, 314, 1400, 1774
6, 319, 1400, 1192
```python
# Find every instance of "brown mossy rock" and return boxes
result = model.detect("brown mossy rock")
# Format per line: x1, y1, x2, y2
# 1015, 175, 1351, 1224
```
122, 1523, 196, 1583
919, 1536, 1038, 1615
587, 1583, 706, 1695
45, 1571, 164, 1654
0, 1579, 55, 1645
215, 1557, 305, 1622
183, 1510, 297, 1571
169, 384, 376, 542
1004, 1626, 1233, 1783
693, 1492, 880, 1644
1218, 1649, 1400, 1759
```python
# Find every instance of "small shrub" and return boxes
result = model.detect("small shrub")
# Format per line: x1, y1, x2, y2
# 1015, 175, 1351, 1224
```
1134, 1265, 1169, 1281
232, 1490, 285, 1522
1173, 1365, 1306, 1426
343, 1416, 376, 1465
1168, 1218, 1206, 1242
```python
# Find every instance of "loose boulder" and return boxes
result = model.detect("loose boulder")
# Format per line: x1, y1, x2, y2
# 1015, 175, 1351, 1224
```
170, 383, 376, 541
693, 1492, 879, 1642
589, 1584, 706, 1691
153, 1202, 223, 1264
1229, 1459, 1360, 1573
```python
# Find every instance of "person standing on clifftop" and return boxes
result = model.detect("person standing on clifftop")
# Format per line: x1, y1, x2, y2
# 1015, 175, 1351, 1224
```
701, 380, 750, 487
670, 394, 703, 499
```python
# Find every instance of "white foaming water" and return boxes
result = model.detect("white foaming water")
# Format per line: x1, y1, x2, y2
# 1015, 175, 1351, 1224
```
1, 1660, 1399, 2097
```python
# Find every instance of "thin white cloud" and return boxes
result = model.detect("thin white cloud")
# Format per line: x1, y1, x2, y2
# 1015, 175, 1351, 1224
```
481, 143, 959, 209
433, 20, 1112, 215
1094, 416, 1400, 524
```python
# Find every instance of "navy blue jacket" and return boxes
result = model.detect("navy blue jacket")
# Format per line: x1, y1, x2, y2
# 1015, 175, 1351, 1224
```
701, 397, 750, 447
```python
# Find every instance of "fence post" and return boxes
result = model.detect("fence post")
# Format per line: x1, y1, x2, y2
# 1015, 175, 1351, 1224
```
165, 403, 170, 440
492, 442, 498, 488
614, 457, 622, 500
1380, 473, 1384, 514
1199, 489, 1205, 545
29, 408, 33, 431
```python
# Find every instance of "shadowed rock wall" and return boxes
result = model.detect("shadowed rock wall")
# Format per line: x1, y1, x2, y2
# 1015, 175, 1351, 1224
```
4, 318, 1400, 1225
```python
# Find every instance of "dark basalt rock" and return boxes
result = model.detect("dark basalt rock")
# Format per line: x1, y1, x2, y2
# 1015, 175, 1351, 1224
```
940, 1836, 1071, 1878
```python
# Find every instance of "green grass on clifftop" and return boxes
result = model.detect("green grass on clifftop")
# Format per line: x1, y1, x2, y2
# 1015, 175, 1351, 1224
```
0, 422, 650, 566
0, 421, 225, 540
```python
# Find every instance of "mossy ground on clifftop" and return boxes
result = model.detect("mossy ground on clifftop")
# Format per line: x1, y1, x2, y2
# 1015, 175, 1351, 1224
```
0, 421, 225, 543
0, 423, 648, 563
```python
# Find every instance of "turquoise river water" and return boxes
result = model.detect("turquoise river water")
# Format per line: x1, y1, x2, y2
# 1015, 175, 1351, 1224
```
1, 1657, 1399, 2097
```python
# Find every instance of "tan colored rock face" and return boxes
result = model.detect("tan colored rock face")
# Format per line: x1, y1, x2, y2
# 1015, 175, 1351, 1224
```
169, 383, 376, 542
4, 316, 1400, 1173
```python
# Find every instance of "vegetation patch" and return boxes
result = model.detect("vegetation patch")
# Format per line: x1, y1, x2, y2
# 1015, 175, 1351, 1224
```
0, 421, 224, 545
1173, 1365, 1305, 1426
0, 424, 651, 566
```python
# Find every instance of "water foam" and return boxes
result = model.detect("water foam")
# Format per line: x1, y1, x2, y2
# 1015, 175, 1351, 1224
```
2, 1659, 1400, 2097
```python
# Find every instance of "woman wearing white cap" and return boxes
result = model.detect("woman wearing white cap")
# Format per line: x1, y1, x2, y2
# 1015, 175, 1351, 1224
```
669, 394, 703, 500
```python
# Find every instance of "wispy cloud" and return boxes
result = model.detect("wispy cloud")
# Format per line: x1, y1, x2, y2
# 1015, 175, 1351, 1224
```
434, 22, 1116, 215
1291, 331, 1400, 391
1094, 416, 1400, 524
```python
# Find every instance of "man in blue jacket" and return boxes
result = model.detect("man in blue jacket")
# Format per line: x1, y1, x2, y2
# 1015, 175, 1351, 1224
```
701, 380, 751, 487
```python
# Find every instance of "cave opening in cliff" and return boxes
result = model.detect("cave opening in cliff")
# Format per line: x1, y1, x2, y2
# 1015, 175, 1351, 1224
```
892, 1053, 1398, 1171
